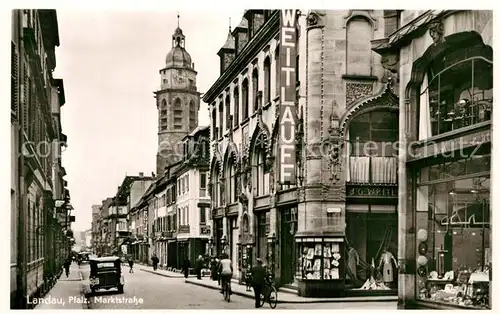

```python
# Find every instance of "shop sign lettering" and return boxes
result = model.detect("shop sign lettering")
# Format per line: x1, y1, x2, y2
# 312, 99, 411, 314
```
279, 9, 298, 185
347, 186, 398, 198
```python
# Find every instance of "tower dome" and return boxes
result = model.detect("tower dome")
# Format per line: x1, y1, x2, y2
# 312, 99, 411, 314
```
165, 45, 192, 69
165, 25, 192, 69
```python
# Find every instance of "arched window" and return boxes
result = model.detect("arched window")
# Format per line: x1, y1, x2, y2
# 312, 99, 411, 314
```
225, 94, 231, 131
233, 87, 239, 126
211, 164, 221, 207
218, 99, 223, 137
211, 107, 217, 140
348, 110, 398, 184
173, 98, 183, 130
225, 158, 237, 204
189, 100, 196, 129
252, 69, 259, 112
252, 133, 269, 196
263, 57, 271, 104
242, 79, 249, 120
346, 17, 373, 76
418, 45, 493, 139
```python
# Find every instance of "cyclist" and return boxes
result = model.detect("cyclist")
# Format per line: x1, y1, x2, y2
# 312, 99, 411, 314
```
251, 258, 266, 308
218, 253, 233, 296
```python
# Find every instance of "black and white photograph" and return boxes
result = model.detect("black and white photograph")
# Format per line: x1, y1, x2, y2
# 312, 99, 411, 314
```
8, 5, 494, 311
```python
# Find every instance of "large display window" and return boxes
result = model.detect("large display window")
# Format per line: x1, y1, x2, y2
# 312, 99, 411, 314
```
418, 45, 493, 140
415, 154, 491, 309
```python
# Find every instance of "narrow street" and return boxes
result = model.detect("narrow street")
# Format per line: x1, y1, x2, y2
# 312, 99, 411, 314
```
79, 265, 396, 309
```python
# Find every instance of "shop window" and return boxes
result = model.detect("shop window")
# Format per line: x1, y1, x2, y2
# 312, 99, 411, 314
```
418, 46, 493, 140
348, 110, 398, 184
257, 212, 269, 261
233, 87, 239, 126
297, 238, 345, 280
415, 155, 491, 309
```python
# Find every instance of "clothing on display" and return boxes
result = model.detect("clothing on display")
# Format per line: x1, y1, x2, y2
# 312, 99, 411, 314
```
378, 250, 397, 283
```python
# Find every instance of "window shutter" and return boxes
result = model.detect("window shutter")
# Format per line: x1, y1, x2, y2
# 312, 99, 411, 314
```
11, 42, 19, 119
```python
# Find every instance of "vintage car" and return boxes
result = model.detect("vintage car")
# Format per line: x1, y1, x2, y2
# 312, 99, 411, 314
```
88, 256, 124, 294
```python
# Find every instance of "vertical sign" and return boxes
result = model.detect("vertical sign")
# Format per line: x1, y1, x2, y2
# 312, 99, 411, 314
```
279, 9, 297, 185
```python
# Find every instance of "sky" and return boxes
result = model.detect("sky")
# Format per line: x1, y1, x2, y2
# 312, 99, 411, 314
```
52, 9, 244, 232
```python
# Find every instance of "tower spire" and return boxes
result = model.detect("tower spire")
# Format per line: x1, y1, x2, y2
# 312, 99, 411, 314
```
177, 11, 180, 28
229, 17, 231, 32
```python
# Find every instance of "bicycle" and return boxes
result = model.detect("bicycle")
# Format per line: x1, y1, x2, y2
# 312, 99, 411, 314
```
259, 275, 278, 309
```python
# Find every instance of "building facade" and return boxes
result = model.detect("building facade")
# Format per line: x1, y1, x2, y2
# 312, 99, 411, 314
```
11, 9, 75, 309
204, 9, 403, 297
373, 10, 492, 309
155, 23, 200, 175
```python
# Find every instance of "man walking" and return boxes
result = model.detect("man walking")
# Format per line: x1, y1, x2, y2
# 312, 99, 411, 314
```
151, 253, 159, 271
128, 256, 134, 273
195, 255, 204, 280
251, 258, 266, 308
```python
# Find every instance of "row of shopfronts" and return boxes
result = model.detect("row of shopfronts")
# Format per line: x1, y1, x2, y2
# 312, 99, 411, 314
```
203, 9, 492, 309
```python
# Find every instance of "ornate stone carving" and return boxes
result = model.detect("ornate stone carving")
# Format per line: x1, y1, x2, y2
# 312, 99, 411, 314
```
238, 192, 248, 211
428, 19, 444, 44
307, 12, 319, 26
346, 83, 373, 109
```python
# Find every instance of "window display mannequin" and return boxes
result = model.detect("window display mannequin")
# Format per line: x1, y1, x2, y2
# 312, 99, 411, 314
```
347, 247, 360, 280
378, 249, 397, 285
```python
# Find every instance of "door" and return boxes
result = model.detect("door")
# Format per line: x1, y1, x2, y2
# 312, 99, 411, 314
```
280, 206, 297, 285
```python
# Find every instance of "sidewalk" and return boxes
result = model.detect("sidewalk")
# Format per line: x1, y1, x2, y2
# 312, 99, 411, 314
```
131, 263, 197, 278
35, 263, 86, 309
184, 277, 397, 304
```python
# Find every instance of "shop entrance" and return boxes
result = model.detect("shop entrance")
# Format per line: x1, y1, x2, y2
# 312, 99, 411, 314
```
280, 206, 298, 286
346, 205, 397, 288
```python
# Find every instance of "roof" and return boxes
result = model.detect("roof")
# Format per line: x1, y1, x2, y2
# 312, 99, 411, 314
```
185, 125, 209, 138
90, 256, 121, 262
165, 45, 192, 69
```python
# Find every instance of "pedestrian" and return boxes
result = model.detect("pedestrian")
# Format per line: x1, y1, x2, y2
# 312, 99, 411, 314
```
183, 257, 191, 279
151, 253, 159, 271
251, 258, 266, 308
195, 255, 204, 280
216, 257, 221, 285
128, 256, 134, 273
63, 256, 71, 278
210, 257, 217, 281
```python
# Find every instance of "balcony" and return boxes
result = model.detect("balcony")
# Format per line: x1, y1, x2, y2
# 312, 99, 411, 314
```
347, 156, 398, 185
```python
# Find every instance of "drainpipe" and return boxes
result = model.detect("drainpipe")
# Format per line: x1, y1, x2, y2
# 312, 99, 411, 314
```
16, 9, 27, 309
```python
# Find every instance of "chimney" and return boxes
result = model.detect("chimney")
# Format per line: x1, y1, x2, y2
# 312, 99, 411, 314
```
192, 62, 195, 69
139, 172, 144, 177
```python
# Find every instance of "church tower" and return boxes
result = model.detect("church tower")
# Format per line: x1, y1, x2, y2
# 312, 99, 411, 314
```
155, 16, 200, 175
